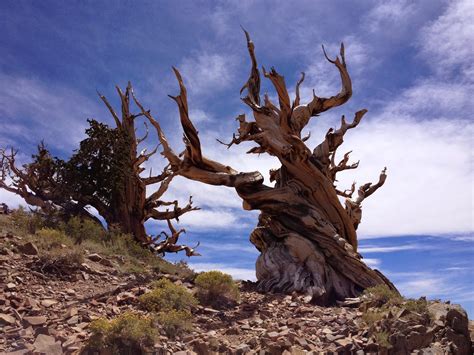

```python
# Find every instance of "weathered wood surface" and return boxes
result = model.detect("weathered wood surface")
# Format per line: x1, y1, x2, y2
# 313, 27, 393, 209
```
133, 30, 396, 303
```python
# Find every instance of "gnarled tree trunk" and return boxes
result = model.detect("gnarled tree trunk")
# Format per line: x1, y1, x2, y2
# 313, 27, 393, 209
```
0, 85, 200, 257
132, 30, 396, 303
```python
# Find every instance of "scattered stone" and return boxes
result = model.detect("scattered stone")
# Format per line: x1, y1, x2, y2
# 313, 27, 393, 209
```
0, 313, 16, 325
99, 258, 114, 267
41, 299, 58, 308
267, 331, 280, 339
67, 315, 79, 325
0, 217, 471, 355
23, 316, 48, 326
32, 334, 62, 355
65, 307, 78, 318
18, 241, 39, 255
236, 343, 250, 354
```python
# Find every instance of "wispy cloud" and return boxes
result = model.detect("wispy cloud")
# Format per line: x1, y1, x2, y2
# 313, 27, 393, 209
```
364, 258, 381, 268
179, 52, 237, 98
0, 73, 103, 151
188, 262, 256, 281
359, 244, 436, 253
418, 0, 474, 79
366, 0, 417, 34
148, 208, 253, 231
199, 243, 258, 254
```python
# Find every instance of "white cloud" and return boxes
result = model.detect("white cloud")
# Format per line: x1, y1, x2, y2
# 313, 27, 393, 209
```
337, 114, 473, 238
0, 73, 102, 150
384, 270, 474, 305
0, 189, 26, 209
188, 108, 211, 123
163, 208, 248, 231
389, 271, 463, 299
418, 0, 474, 79
188, 262, 256, 281
366, 0, 417, 34
179, 52, 236, 96
359, 244, 435, 253
364, 258, 381, 268
382, 80, 473, 118
451, 234, 474, 242
200, 242, 258, 254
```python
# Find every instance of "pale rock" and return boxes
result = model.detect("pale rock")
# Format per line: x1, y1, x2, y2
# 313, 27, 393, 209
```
23, 316, 47, 326
0, 313, 16, 325
41, 299, 58, 308
33, 334, 62, 355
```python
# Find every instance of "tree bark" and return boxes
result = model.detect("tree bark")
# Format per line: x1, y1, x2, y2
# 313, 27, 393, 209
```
135, 31, 397, 303
1, 85, 199, 256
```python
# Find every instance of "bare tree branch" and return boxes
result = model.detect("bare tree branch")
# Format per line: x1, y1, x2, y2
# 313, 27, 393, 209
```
240, 27, 261, 107
345, 168, 387, 230
97, 91, 122, 129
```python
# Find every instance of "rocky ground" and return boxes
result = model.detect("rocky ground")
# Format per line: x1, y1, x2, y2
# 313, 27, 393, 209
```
0, 224, 473, 354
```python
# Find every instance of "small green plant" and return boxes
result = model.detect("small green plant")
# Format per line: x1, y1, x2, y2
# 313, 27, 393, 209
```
139, 278, 198, 312
35, 228, 72, 250
156, 309, 193, 338
87, 312, 157, 354
10, 207, 45, 234
362, 284, 402, 307
34, 249, 84, 279
59, 216, 105, 244
404, 298, 428, 314
373, 331, 392, 349
194, 270, 240, 305
361, 309, 384, 328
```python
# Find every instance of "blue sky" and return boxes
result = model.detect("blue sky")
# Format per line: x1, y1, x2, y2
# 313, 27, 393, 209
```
1, 1, 472, 316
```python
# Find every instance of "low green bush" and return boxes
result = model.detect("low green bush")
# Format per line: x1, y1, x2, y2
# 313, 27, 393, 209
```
10, 207, 45, 234
156, 309, 193, 338
362, 284, 402, 307
87, 312, 157, 354
195, 270, 240, 305
374, 331, 392, 349
404, 298, 428, 314
59, 216, 105, 244
361, 309, 384, 328
139, 278, 198, 312
35, 228, 72, 250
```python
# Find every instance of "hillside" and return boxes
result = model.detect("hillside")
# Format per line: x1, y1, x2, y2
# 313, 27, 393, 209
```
0, 212, 472, 355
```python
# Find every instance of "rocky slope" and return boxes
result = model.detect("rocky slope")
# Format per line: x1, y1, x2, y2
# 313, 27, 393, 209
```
0, 221, 473, 354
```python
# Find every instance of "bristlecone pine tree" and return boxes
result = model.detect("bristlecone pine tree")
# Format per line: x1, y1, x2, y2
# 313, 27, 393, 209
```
0, 86, 200, 256
131, 31, 397, 303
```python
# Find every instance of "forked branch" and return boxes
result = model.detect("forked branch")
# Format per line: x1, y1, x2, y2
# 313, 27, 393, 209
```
149, 219, 201, 257
345, 168, 387, 230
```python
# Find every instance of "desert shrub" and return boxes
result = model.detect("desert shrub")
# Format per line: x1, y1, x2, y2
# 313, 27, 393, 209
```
404, 298, 428, 314
33, 249, 84, 279
59, 216, 105, 244
35, 228, 73, 250
195, 270, 240, 305
172, 260, 196, 281
139, 278, 197, 312
87, 312, 157, 354
373, 331, 392, 349
362, 284, 402, 307
90, 229, 150, 259
361, 309, 384, 328
156, 309, 193, 338
10, 207, 45, 234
